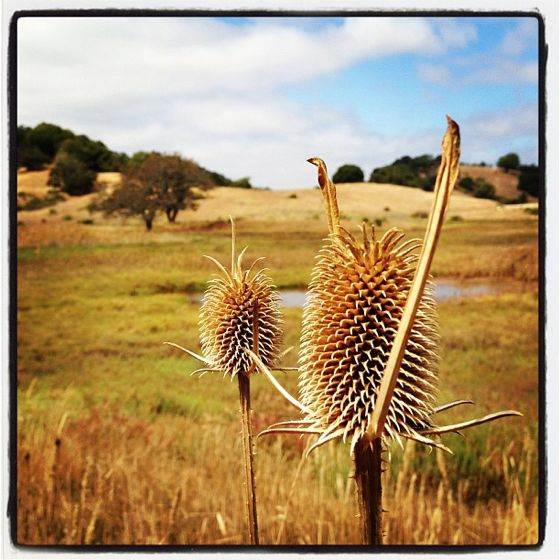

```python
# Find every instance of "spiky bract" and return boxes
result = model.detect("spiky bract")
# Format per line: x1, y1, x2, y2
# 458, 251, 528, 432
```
200, 260, 282, 378
299, 225, 439, 450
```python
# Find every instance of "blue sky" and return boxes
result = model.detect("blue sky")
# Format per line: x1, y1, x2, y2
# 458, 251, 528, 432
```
18, 16, 539, 187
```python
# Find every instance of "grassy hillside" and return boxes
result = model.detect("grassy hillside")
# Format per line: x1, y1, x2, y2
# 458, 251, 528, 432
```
18, 168, 536, 229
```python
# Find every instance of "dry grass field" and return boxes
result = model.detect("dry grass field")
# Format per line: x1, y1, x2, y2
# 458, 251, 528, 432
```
17, 168, 536, 227
15, 171, 540, 546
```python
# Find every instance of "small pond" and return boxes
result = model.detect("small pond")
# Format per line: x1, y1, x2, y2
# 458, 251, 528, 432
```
190, 280, 528, 308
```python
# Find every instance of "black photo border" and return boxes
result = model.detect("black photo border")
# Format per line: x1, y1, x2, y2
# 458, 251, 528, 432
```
7, 8, 548, 554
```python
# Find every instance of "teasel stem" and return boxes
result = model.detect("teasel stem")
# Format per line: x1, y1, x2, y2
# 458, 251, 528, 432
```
354, 438, 383, 545
237, 300, 260, 545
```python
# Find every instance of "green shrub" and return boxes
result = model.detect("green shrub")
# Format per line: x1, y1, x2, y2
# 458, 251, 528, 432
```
369, 154, 440, 189
518, 165, 539, 198
497, 153, 520, 171
459, 176, 496, 200
25, 122, 74, 160
17, 143, 50, 171
370, 163, 418, 186
17, 123, 74, 170
333, 164, 364, 183
17, 190, 64, 211
58, 135, 122, 172
48, 154, 96, 195
473, 181, 496, 199
411, 211, 428, 219
459, 176, 475, 192
231, 177, 252, 189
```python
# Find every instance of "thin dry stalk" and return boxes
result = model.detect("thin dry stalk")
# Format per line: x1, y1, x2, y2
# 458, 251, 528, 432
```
236, 301, 260, 545
367, 116, 461, 441
237, 374, 259, 544
354, 438, 383, 545
165, 219, 284, 545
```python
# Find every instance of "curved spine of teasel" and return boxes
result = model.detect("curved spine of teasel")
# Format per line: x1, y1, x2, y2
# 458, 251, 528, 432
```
248, 117, 521, 544
166, 218, 283, 545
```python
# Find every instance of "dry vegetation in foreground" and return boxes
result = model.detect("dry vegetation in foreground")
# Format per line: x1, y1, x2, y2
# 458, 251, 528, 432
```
18, 400, 537, 545
17, 240, 539, 545
16, 182, 539, 546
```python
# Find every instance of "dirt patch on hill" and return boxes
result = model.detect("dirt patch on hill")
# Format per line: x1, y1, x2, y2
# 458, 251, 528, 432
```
460, 165, 530, 201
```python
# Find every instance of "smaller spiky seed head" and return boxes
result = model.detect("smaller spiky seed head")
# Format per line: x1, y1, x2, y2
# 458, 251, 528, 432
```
199, 232, 282, 378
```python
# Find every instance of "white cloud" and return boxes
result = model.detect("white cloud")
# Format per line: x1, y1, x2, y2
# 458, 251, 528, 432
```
500, 19, 538, 56
18, 16, 443, 112
467, 103, 537, 139
417, 57, 537, 86
432, 18, 477, 48
417, 63, 453, 85
17, 16, 536, 187
464, 59, 538, 85
417, 18, 537, 87
460, 103, 537, 165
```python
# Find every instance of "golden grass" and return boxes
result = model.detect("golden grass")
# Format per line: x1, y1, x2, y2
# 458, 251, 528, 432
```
16, 285, 539, 545
17, 399, 537, 545
17, 168, 53, 196
18, 166, 535, 227
17, 217, 538, 286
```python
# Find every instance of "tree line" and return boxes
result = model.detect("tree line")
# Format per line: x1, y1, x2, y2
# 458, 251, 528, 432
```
17, 122, 251, 194
332, 152, 539, 201
17, 122, 253, 229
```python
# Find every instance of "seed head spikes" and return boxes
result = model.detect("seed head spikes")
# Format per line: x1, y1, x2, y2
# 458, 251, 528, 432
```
199, 221, 283, 379
165, 218, 283, 545
248, 117, 521, 544
297, 222, 440, 453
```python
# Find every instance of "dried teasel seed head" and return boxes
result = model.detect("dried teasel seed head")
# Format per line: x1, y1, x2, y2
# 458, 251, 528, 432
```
256, 118, 521, 457
199, 220, 283, 378
299, 224, 439, 449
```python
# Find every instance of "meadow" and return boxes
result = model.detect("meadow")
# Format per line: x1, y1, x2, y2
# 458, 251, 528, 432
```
16, 179, 539, 546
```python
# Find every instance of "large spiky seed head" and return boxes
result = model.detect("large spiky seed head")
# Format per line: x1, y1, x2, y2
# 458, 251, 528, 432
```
299, 224, 439, 448
257, 122, 520, 457
199, 236, 282, 378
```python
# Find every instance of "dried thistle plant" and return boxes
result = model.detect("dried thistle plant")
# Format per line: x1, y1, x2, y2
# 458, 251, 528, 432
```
166, 218, 283, 545
249, 117, 521, 545
199, 226, 282, 381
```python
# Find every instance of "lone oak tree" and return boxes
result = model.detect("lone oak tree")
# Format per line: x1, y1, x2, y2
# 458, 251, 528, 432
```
98, 153, 212, 230
127, 153, 211, 223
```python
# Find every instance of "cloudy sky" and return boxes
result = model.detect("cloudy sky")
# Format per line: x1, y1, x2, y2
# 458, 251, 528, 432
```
18, 16, 539, 188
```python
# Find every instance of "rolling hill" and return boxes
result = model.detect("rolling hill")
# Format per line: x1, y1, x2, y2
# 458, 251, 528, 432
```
459, 165, 532, 202
17, 168, 536, 228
